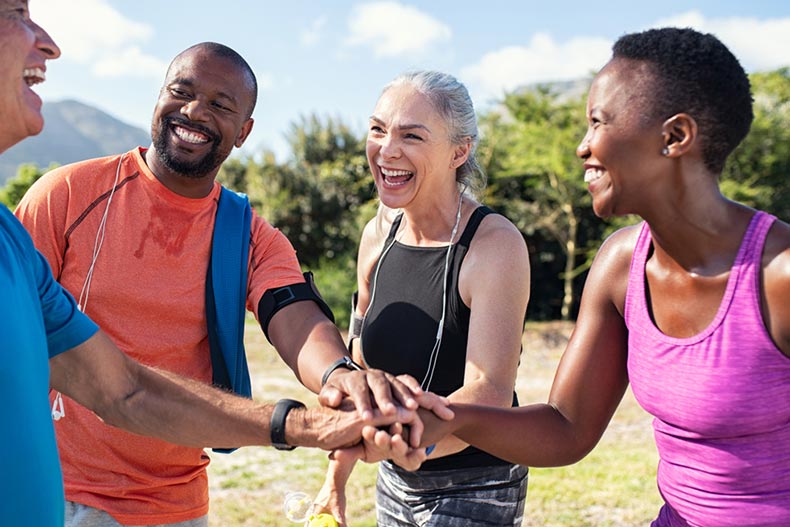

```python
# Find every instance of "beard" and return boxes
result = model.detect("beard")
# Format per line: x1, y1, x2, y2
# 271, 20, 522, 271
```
152, 116, 228, 179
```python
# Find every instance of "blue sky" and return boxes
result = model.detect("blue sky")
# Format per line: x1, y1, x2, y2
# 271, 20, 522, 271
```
32, 0, 790, 161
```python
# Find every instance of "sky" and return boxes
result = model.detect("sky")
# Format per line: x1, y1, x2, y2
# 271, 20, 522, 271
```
31, 0, 790, 162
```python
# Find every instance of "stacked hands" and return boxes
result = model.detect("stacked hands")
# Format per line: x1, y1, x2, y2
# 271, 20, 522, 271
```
290, 367, 456, 526
315, 368, 454, 467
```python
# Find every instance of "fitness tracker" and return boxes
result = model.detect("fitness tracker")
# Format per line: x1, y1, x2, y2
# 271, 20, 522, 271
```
320, 356, 363, 387
270, 398, 306, 451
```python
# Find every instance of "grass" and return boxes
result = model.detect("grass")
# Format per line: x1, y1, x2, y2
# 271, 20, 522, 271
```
207, 319, 662, 526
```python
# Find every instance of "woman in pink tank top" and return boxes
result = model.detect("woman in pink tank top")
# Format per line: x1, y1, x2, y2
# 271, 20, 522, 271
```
413, 27, 790, 526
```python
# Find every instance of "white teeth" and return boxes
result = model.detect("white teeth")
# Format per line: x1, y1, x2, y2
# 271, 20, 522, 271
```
173, 125, 209, 144
23, 68, 45, 86
584, 169, 603, 183
380, 167, 413, 177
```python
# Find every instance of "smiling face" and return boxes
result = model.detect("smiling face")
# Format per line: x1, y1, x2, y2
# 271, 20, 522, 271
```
148, 46, 254, 185
577, 58, 665, 218
366, 83, 467, 211
0, 0, 60, 153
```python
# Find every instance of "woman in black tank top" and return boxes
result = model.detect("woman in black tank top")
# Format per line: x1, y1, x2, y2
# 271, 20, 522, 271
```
312, 71, 531, 527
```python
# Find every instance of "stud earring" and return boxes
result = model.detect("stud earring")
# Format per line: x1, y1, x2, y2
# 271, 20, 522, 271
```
661, 147, 669, 156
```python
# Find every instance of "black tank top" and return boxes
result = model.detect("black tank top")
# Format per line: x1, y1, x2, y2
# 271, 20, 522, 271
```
361, 205, 517, 470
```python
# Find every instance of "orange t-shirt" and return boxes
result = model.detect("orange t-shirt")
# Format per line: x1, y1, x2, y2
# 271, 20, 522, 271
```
15, 147, 305, 525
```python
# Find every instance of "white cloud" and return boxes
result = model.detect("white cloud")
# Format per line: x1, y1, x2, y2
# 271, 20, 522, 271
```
652, 11, 790, 72
461, 33, 611, 105
33, 0, 166, 78
301, 16, 327, 47
346, 1, 451, 58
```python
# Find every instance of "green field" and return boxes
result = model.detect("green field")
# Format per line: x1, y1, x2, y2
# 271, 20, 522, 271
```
207, 320, 662, 526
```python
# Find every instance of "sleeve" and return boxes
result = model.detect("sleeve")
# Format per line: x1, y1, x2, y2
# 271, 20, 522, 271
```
35, 247, 99, 358
245, 209, 306, 316
7, 205, 99, 357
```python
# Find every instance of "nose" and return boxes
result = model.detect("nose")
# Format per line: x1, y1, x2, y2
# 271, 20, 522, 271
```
379, 134, 401, 160
33, 21, 61, 60
576, 130, 591, 159
181, 98, 208, 121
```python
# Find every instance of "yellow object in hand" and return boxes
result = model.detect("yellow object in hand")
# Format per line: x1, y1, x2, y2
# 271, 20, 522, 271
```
307, 513, 339, 527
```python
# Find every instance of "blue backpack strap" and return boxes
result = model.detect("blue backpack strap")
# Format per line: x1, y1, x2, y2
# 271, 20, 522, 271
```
206, 187, 252, 453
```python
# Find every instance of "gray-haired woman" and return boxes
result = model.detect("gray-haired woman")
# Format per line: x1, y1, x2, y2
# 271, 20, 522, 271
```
312, 70, 531, 526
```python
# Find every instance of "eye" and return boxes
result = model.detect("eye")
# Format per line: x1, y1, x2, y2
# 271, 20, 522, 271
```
369, 125, 385, 134
212, 101, 233, 112
169, 87, 191, 99
404, 132, 423, 141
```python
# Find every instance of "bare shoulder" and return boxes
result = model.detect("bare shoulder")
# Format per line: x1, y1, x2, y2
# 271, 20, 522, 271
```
358, 214, 388, 271
468, 209, 527, 254
583, 223, 643, 314
763, 218, 790, 354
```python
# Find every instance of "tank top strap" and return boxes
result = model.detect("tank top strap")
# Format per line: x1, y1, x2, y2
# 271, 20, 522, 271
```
738, 211, 776, 268
383, 212, 404, 247
457, 206, 495, 248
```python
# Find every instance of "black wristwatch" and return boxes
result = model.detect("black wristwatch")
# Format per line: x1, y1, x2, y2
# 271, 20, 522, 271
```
320, 356, 363, 387
270, 398, 305, 451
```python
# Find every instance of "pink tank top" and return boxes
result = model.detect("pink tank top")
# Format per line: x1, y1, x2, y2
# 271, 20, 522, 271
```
624, 211, 790, 527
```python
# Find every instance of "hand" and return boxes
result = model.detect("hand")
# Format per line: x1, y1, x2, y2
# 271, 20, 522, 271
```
299, 400, 416, 451
360, 424, 427, 471
318, 369, 422, 420
415, 406, 459, 449
310, 448, 360, 527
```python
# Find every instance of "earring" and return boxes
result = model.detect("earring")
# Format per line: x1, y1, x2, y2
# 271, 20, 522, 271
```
661, 147, 669, 156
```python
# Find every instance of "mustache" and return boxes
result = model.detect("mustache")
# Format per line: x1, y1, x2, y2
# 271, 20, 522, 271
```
162, 116, 219, 143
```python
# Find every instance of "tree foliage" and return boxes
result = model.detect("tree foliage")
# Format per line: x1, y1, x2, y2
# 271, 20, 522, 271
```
0, 163, 55, 209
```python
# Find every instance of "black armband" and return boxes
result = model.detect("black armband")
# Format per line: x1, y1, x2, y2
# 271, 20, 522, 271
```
258, 271, 335, 342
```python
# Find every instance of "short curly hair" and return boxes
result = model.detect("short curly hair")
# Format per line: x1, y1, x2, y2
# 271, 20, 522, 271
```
612, 27, 753, 173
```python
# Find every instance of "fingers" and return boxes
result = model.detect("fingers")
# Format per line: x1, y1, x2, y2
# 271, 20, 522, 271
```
413, 391, 454, 420
318, 384, 344, 409
364, 370, 412, 414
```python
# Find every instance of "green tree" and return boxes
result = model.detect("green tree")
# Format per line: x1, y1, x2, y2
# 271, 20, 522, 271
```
1, 163, 56, 209
485, 85, 594, 320
723, 68, 790, 220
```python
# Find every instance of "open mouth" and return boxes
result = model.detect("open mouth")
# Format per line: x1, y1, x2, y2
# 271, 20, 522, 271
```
380, 166, 414, 186
172, 124, 211, 145
584, 168, 604, 183
23, 68, 45, 87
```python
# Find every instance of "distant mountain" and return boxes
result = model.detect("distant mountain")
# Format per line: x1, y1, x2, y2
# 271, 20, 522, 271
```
0, 100, 150, 184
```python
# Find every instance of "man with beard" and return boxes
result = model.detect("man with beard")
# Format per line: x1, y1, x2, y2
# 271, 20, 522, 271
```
14, 42, 435, 527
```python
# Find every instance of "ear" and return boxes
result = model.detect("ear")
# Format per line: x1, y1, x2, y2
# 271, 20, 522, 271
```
661, 113, 697, 157
234, 118, 255, 148
450, 140, 472, 169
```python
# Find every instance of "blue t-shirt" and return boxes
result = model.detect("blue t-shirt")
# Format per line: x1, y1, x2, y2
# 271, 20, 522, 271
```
0, 206, 98, 526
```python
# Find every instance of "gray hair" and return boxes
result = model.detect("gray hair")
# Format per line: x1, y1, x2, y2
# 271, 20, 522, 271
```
382, 70, 486, 194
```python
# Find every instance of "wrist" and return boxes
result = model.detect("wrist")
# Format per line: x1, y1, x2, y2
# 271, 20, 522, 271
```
270, 398, 306, 450
321, 356, 363, 387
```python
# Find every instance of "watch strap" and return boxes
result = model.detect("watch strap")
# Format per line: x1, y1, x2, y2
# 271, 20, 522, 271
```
320, 356, 363, 387
270, 398, 305, 451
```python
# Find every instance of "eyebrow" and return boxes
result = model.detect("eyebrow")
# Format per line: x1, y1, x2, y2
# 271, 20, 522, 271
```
369, 115, 432, 134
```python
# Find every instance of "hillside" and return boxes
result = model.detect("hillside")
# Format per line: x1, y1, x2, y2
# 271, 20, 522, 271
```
0, 100, 150, 184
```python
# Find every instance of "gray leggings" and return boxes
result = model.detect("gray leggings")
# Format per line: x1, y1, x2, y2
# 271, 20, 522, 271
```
376, 461, 528, 526
64, 501, 208, 527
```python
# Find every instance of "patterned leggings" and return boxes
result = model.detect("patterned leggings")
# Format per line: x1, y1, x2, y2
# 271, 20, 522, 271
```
376, 461, 528, 526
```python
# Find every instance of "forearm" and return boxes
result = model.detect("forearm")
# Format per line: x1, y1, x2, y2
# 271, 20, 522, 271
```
426, 380, 513, 458
99, 365, 273, 448
447, 403, 598, 467
268, 303, 349, 393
